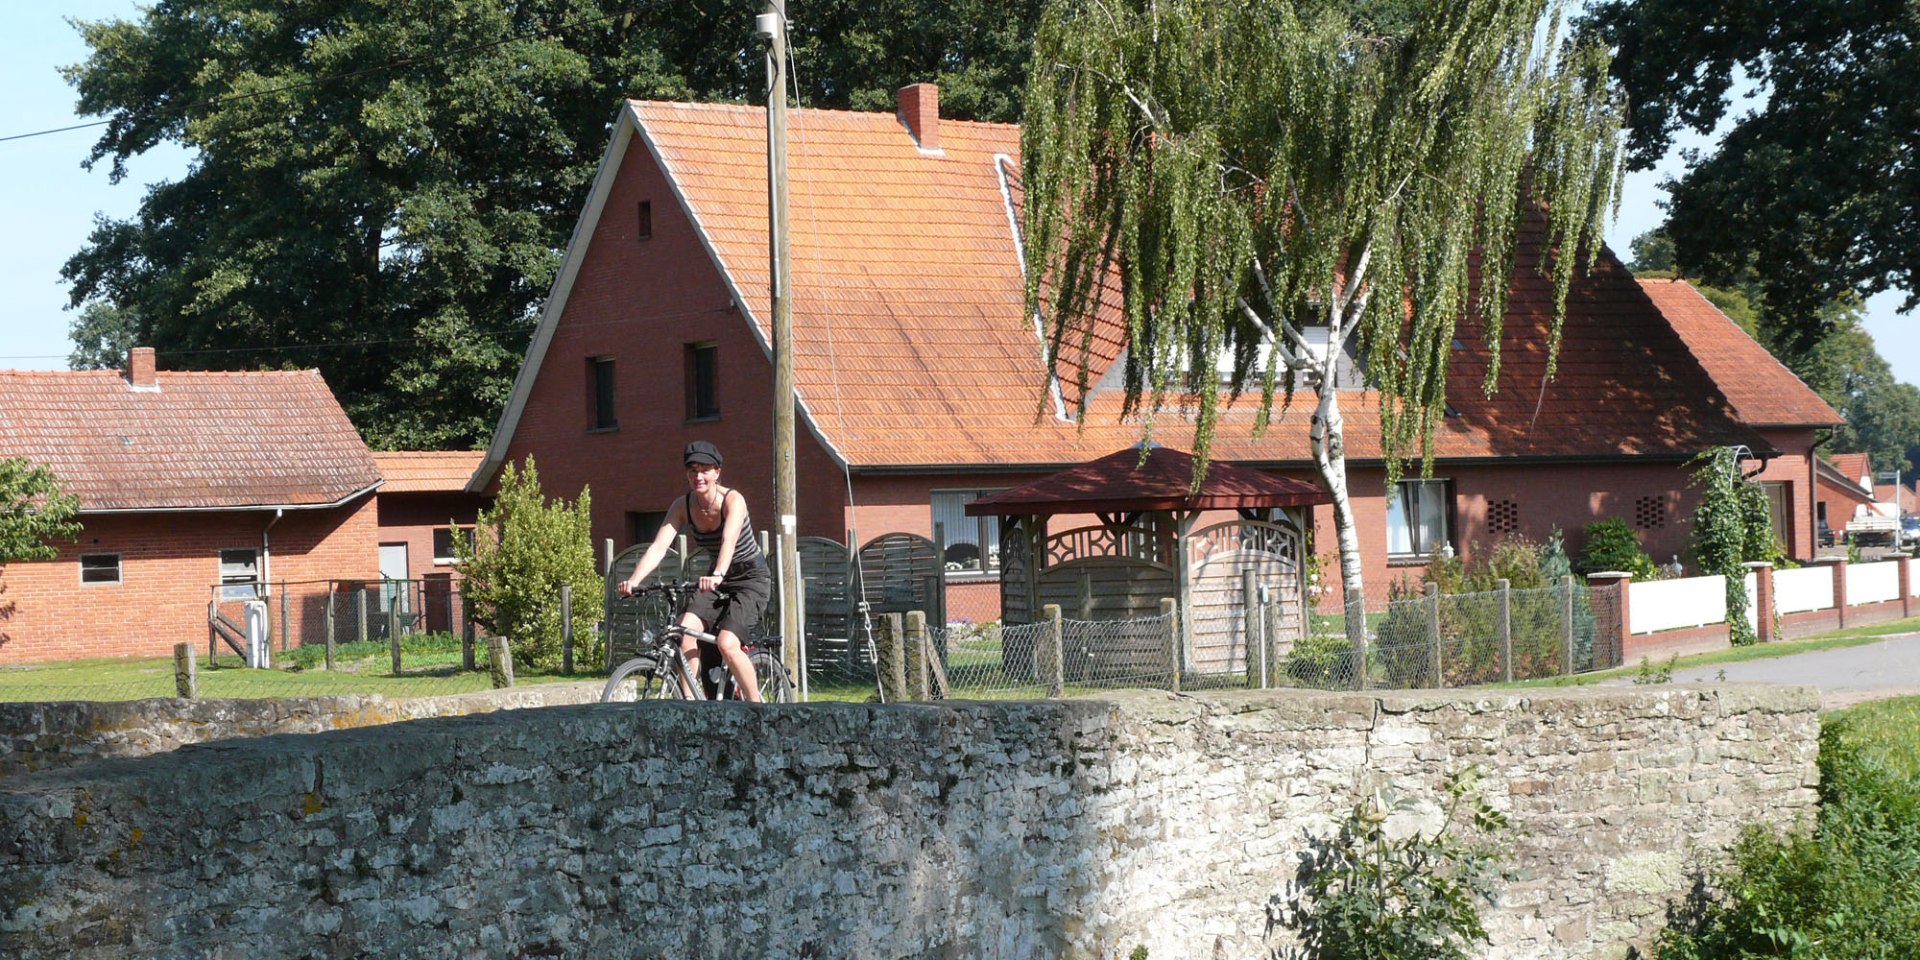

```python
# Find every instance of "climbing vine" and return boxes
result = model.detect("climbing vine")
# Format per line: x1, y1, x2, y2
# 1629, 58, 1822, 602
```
1689, 447, 1775, 645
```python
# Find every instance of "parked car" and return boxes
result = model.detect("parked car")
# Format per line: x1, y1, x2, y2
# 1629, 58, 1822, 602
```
1902, 515, 1920, 546
1818, 519, 1837, 547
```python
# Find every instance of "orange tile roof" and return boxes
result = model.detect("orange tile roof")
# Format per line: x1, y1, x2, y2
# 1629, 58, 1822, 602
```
615, 99, 1775, 467
0, 367, 381, 512
1828, 452, 1873, 488
371, 451, 485, 493
1635, 279, 1841, 428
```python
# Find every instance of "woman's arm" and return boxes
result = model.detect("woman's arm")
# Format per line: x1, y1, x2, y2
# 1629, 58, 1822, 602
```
619, 500, 684, 595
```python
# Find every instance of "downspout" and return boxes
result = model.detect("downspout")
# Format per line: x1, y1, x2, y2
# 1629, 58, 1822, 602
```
262, 508, 285, 595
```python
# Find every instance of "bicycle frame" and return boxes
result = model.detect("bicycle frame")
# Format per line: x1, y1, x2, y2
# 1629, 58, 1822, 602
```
610, 581, 786, 702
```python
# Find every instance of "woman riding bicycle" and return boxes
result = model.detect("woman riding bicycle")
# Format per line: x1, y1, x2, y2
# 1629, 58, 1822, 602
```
615, 441, 767, 702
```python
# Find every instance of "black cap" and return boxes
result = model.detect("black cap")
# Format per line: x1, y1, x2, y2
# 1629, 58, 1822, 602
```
684, 441, 723, 466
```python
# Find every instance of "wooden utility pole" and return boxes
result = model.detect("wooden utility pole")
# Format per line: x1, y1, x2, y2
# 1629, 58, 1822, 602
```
761, 2, 803, 678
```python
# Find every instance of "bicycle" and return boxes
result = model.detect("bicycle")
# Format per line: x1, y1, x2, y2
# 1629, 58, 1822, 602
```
600, 581, 795, 703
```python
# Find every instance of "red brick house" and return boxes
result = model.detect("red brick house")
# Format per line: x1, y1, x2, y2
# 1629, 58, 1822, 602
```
472, 87, 1842, 612
369, 451, 488, 634
0, 349, 383, 662
1816, 452, 1886, 543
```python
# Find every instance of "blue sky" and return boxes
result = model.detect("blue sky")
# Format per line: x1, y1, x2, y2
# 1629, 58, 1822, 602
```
2, 2, 1912, 387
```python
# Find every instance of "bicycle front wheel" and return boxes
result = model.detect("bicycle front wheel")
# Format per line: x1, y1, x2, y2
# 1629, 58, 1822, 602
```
749, 651, 796, 704
601, 656, 683, 703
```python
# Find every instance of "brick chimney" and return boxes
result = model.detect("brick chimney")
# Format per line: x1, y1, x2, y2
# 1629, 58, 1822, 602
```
897, 83, 940, 152
127, 346, 158, 391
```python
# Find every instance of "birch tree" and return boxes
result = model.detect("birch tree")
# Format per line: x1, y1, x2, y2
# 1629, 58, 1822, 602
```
1022, 0, 1623, 651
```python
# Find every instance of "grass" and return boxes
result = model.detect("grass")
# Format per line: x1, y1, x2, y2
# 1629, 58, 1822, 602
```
0, 633, 588, 703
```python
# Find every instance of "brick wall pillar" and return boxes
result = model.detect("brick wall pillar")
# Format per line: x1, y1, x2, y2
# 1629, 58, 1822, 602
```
1586, 572, 1633, 668
1899, 555, 1913, 619
1743, 562, 1774, 643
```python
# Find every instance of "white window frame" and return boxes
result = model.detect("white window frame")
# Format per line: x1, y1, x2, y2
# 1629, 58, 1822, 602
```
1386, 479, 1453, 558
79, 553, 122, 585
219, 548, 261, 600
930, 488, 1005, 574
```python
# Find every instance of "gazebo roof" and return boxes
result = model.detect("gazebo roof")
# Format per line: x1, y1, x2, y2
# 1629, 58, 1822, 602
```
966, 445, 1331, 517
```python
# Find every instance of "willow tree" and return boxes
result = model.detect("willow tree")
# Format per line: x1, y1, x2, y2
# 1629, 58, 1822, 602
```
1023, 0, 1624, 653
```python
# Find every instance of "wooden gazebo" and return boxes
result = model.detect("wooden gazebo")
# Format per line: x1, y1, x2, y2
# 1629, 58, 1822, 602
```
968, 444, 1331, 677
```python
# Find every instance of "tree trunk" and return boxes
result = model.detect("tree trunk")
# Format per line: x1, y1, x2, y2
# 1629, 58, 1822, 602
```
1311, 387, 1368, 688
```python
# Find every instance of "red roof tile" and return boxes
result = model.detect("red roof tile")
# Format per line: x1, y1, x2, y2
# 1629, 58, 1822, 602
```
967, 444, 1330, 516
371, 451, 485, 493
0, 367, 381, 512
1827, 452, 1873, 489
1636, 279, 1842, 428
596, 100, 1777, 468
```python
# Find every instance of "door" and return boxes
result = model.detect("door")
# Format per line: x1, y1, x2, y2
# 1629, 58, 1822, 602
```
378, 543, 411, 626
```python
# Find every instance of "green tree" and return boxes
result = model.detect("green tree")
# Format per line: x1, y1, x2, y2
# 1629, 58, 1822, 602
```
452, 456, 599, 670
1022, 0, 1623, 652
62, 0, 1046, 448
1689, 447, 1775, 645
0, 459, 82, 643
1584, 0, 1918, 345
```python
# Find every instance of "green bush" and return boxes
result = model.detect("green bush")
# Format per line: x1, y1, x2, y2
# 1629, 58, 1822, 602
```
453, 457, 602, 671
1279, 769, 1510, 960
1287, 630, 1361, 689
1575, 518, 1658, 580
1654, 700, 1920, 958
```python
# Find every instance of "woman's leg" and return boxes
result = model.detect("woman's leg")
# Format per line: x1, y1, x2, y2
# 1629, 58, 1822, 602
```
713, 629, 764, 703
674, 611, 706, 698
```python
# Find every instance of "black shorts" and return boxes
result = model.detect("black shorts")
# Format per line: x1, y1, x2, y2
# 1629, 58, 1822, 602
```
683, 563, 771, 639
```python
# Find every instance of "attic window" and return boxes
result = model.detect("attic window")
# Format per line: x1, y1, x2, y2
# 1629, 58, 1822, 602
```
80, 553, 121, 585
588, 356, 617, 430
686, 343, 719, 421
637, 201, 652, 241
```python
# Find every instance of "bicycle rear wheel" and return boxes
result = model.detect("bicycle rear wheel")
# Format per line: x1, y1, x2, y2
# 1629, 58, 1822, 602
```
601, 656, 683, 703
749, 651, 796, 703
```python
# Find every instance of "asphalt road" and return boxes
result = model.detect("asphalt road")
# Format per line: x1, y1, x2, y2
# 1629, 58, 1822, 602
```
1636, 630, 1920, 709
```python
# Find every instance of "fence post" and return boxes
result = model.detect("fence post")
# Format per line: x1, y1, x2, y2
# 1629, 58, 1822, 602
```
1160, 597, 1181, 694
354, 588, 369, 644
1042, 604, 1065, 698
1497, 578, 1513, 683
279, 582, 289, 652
1425, 582, 1442, 686
880, 613, 907, 703
603, 537, 614, 575
1257, 584, 1271, 690
487, 636, 515, 688
173, 643, 197, 699
323, 583, 336, 671
905, 610, 929, 700
462, 596, 476, 672
560, 583, 574, 675
1242, 569, 1260, 688
1560, 575, 1576, 676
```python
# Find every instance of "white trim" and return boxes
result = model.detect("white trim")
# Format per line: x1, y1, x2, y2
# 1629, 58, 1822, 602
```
470, 102, 852, 492
994, 153, 1069, 422
78, 480, 382, 516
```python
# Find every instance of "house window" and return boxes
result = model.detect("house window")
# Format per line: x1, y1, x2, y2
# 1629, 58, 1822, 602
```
1761, 482, 1789, 549
637, 201, 652, 241
219, 548, 260, 600
79, 553, 121, 585
1386, 480, 1451, 557
433, 527, 473, 565
627, 510, 667, 548
588, 356, 617, 430
686, 343, 719, 421
931, 489, 1004, 572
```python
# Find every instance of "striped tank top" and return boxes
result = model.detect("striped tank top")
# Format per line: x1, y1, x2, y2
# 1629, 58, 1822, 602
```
684, 490, 764, 575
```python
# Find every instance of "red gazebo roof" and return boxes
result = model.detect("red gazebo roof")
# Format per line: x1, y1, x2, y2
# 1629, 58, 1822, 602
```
966, 445, 1331, 517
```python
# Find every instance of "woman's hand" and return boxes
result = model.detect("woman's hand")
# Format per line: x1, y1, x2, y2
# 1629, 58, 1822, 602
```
697, 575, 722, 593
616, 579, 639, 597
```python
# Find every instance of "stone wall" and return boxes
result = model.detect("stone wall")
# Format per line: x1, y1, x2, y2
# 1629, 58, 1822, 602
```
0, 682, 608, 778
0, 686, 1819, 960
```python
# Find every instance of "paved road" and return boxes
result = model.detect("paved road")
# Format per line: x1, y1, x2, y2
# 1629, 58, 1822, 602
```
1621, 630, 1920, 709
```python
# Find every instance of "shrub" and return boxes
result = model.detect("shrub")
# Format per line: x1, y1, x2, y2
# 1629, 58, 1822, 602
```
1654, 700, 1920, 958
1575, 518, 1658, 580
453, 457, 602, 670
1278, 769, 1510, 960
1287, 630, 1362, 689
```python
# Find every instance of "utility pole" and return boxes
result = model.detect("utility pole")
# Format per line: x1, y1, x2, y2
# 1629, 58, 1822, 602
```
759, 3, 802, 677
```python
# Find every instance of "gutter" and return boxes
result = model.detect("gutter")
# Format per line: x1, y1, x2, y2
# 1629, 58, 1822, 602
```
76, 480, 384, 516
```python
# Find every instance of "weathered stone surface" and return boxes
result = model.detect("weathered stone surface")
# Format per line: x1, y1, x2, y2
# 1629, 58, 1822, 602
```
0, 684, 1819, 959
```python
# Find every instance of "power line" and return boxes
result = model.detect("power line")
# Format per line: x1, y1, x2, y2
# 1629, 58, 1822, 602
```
0, 3, 649, 146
